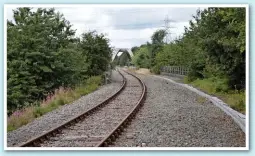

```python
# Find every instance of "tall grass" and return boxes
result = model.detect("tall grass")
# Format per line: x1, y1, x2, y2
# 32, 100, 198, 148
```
7, 76, 102, 132
185, 77, 245, 114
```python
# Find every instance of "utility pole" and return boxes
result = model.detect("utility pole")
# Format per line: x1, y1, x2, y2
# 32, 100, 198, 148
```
164, 15, 176, 44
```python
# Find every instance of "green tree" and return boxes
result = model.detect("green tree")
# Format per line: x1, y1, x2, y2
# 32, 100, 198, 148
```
7, 7, 79, 112
150, 29, 167, 67
131, 47, 151, 68
131, 46, 139, 55
198, 8, 246, 88
149, 8, 245, 89
78, 31, 112, 76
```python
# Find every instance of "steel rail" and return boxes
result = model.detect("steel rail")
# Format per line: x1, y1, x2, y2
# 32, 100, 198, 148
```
18, 70, 126, 147
96, 69, 146, 147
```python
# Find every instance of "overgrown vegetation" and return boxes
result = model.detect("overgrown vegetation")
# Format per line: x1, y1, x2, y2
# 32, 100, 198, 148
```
7, 7, 112, 126
131, 7, 246, 113
7, 76, 102, 132
7, 8, 112, 113
190, 78, 245, 113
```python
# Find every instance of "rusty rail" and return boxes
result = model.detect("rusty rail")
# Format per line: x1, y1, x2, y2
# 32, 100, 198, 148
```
18, 70, 126, 147
18, 69, 146, 147
96, 69, 146, 147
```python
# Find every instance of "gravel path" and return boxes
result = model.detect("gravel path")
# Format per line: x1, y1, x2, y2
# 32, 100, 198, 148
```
7, 70, 123, 147
40, 71, 142, 147
112, 73, 245, 147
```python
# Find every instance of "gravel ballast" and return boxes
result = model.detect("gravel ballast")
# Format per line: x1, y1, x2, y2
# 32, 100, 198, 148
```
112, 73, 245, 147
7, 70, 123, 147
40, 71, 142, 147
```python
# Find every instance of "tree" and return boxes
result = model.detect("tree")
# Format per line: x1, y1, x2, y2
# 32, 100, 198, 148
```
131, 46, 139, 55
198, 8, 246, 88
78, 31, 112, 76
150, 29, 167, 67
151, 29, 167, 44
152, 8, 245, 89
131, 47, 151, 68
7, 7, 80, 112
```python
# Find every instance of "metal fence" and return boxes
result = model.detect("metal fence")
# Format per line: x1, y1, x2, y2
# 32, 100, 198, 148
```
160, 66, 189, 76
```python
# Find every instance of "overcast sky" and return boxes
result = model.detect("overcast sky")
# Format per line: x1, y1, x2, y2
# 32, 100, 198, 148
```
6, 6, 203, 49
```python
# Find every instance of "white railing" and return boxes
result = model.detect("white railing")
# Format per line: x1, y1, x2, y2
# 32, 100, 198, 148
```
160, 66, 189, 76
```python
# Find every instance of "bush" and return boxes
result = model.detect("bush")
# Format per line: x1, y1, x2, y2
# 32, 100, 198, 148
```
187, 62, 205, 82
150, 65, 161, 74
131, 47, 151, 68
215, 77, 229, 92
86, 76, 102, 85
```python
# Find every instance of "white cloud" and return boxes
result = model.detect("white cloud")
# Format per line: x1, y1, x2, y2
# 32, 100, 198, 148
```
6, 6, 204, 48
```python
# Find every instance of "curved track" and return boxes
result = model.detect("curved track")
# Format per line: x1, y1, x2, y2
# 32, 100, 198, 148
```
18, 69, 146, 147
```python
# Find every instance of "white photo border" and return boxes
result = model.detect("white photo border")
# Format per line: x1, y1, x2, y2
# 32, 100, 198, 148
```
4, 3, 249, 151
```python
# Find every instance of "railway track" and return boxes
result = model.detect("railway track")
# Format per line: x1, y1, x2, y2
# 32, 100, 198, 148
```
18, 69, 146, 147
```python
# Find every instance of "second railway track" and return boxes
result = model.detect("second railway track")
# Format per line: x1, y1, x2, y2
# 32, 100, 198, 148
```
18, 69, 146, 147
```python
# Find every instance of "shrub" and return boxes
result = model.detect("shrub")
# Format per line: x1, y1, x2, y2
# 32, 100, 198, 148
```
86, 76, 102, 85
7, 76, 102, 132
131, 47, 151, 68
150, 65, 161, 74
215, 77, 229, 92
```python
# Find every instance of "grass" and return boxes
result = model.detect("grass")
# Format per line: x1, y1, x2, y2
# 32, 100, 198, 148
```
185, 77, 245, 114
7, 76, 102, 132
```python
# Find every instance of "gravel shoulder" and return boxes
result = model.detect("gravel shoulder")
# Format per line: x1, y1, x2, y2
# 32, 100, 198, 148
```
112, 73, 245, 147
7, 70, 123, 147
